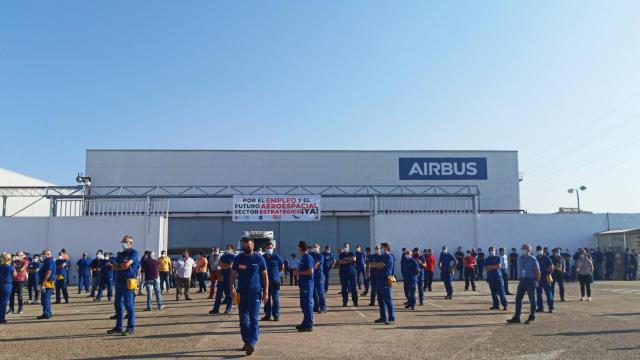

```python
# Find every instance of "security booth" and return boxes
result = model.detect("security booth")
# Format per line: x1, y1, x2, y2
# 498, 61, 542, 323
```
595, 229, 640, 280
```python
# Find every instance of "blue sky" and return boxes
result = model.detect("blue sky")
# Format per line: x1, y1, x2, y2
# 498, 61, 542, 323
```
1, 1, 639, 213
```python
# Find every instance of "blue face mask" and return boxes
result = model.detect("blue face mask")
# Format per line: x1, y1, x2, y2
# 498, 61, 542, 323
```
121, 242, 129, 250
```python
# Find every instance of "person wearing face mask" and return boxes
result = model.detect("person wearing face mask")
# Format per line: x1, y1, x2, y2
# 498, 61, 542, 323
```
403, 249, 421, 310
54, 251, 69, 304
95, 252, 114, 302
27, 254, 41, 304
498, 248, 511, 295
142, 251, 164, 311
196, 251, 208, 293
293, 241, 315, 332
338, 242, 358, 307
400, 248, 409, 303
158, 250, 172, 294
207, 247, 220, 299
414, 247, 426, 305
423, 249, 435, 292
507, 244, 540, 324
370, 243, 395, 325
9, 251, 28, 314
310, 244, 326, 314
454, 247, 465, 281
322, 246, 336, 293
534, 245, 555, 313
463, 250, 476, 291
261, 243, 284, 321
230, 238, 268, 355
509, 248, 519, 280
174, 250, 195, 301
106, 235, 140, 336
210, 244, 236, 315
366, 247, 379, 306
575, 248, 594, 301
438, 246, 457, 299
37, 250, 55, 320
355, 245, 367, 294
89, 251, 103, 298
485, 246, 508, 311
550, 248, 566, 302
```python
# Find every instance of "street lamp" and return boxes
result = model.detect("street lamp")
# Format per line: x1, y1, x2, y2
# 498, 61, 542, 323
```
567, 186, 587, 213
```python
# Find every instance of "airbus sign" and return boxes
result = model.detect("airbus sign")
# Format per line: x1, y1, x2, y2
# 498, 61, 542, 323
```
399, 157, 488, 180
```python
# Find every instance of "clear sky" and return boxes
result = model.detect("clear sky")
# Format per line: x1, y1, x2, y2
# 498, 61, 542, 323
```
1, 1, 639, 213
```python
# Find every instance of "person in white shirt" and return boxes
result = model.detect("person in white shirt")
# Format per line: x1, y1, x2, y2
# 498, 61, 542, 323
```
174, 251, 196, 301
289, 255, 301, 286
499, 248, 512, 295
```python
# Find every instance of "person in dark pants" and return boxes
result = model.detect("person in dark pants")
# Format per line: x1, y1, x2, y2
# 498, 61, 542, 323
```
507, 244, 540, 325
210, 244, 236, 315
294, 241, 314, 332
575, 249, 594, 301
551, 248, 566, 302
355, 245, 366, 293
338, 243, 358, 306
423, 249, 435, 292
27, 254, 40, 304
261, 243, 283, 321
370, 242, 395, 325
499, 248, 511, 295
230, 238, 268, 355
454, 247, 465, 281
439, 246, 457, 299
89, 251, 102, 297
561, 249, 572, 282
54, 252, 69, 304
485, 246, 508, 311
604, 247, 615, 280
367, 246, 379, 306
509, 248, 519, 280
535, 245, 555, 313
76, 253, 92, 294
463, 250, 476, 291
107, 235, 140, 336
322, 246, 335, 293
9, 252, 28, 314
311, 244, 326, 314
476, 248, 485, 280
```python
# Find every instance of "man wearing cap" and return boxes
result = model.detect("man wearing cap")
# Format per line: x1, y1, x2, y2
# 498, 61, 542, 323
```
76, 253, 92, 294
507, 244, 540, 324
107, 235, 140, 336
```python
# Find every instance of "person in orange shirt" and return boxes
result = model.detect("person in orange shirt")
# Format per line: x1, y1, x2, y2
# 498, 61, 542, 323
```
464, 250, 477, 291
196, 252, 209, 293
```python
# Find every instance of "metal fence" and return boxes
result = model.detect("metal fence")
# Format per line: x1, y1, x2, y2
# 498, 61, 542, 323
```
54, 198, 169, 217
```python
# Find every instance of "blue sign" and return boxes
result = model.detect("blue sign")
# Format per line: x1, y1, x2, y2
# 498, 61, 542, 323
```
399, 157, 488, 180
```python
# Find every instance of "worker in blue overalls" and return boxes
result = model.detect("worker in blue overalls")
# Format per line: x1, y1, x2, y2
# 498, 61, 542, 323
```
415, 248, 425, 306
403, 250, 420, 310
366, 247, 378, 306
54, 252, 69, 304
76, 253, 92, 294
485, 246, 508, 311
37, 250, 55, 319
370, 242, 395, 325
230, 237, 268, 356
355, 245, 367, 295
439, 246, 458, 300
107, 235, 140, 336
95, 252, 114, 302
261, 242, 283, 322
294, 241, 314, 332
322, 246, 336, 293
338, 243, 358, 306
535, 245, 555, 313
27, 254, 40, 305
210, 244, 236, 315
311, 243, 326, 314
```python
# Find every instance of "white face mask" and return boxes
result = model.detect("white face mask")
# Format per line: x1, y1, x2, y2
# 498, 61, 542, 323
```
376, 249, 381, 255
580, 254, 585, 259
405, 254, 411, 260
325, 249, 330, 253
538, 251, 544, 255
265, 249, 273, 255
227, 249, 234, 254
521, 250, 529, 256
489, 251, 496, 256
356, 248, 361, 253
313, 248, 320, 254
343, 248, 349, 253
442, 249, 448, 254
58, 256, 63, 260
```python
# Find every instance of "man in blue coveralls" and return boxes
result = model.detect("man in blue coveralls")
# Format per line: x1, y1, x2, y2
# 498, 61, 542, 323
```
366, 246, 378, 306
338, 242, 358, 306
76, 253, 92, 294
361, 247, 371, 297
370, 242, 395, 325
37, 249, 55, 320
355, 245, 367, 294
403, 249, 420, 310
95, 251, 114, 302
230, 237, 268, 356
508, 244, 540, 325
485, 246, 508, 311
261, 242, 283, 322
535, 245, 555, 313
27, 254, 40, 304
322, 246, 335, 293
439, 246, 458, 300
210, 244, 236, 315
107, 234, 140, 336
311, 243, 326, 314
54, 251, 69, 304
294, 241, 314, 332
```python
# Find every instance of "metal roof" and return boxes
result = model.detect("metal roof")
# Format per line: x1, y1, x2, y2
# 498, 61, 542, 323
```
596, 229, 640, 235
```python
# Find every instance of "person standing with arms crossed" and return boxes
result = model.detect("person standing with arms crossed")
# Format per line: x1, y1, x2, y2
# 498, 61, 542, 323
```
230, 237, 268, 356
439, 246, 458, 299
311, 244, 326, 314
107, 235, 140, 336
507, 244, 540, 325
370, 243, 395, 325
338, 242, 358, 306
322, 246, 336, 293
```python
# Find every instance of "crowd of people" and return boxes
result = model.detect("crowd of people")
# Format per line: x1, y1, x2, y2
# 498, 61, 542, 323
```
0, 237, 638, 356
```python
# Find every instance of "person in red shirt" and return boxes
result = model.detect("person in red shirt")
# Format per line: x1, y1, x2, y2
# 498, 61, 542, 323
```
463, 250, 477, 291
10, 251, 29, 314
422, 249, 436, 292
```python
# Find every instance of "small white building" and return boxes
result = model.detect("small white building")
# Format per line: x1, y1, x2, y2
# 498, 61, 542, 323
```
0, 168, 53, 217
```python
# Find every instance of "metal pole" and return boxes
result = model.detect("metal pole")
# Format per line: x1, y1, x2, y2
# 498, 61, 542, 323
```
576, 190, 581, 213
1, 196, 6, 217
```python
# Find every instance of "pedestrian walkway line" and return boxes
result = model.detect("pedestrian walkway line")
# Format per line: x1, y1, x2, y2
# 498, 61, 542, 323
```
425, 300, 446, 310
351, 306, 366, 318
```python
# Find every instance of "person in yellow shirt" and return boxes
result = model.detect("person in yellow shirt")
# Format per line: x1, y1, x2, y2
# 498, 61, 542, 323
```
158, 251, 172, 293
196, 252, 208, 293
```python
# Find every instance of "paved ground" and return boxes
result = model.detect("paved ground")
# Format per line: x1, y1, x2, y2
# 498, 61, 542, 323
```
0, 279, 639, 359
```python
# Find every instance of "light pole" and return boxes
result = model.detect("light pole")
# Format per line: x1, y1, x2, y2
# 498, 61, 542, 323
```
567, 186, 587, 213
